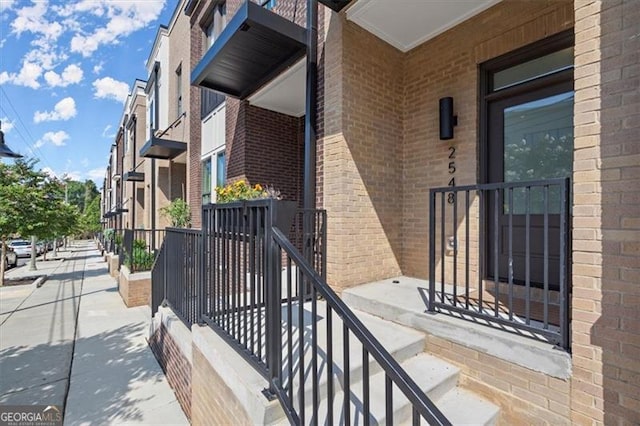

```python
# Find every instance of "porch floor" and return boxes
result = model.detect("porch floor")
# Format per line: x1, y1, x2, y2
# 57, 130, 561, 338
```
341, 276, 571, 380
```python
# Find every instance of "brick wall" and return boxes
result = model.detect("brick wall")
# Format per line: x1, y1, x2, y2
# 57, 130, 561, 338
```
322, 1, 574, 292
426, 335, 571, 424
149, 323, 192, 421
572, 0, 640, 423
118, 267, 151, 307
233, 103, 304, 204
191, 347, 253, 425
188, 0, 206, 228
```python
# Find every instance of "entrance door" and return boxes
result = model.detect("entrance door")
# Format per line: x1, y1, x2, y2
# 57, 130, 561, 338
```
482, 32, 574, 289
487, 85, 573, 288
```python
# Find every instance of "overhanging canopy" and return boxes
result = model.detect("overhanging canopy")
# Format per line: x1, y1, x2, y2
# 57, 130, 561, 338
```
139, 135, 187, 160
123, 171, 145, 182
191, 1, 306, 99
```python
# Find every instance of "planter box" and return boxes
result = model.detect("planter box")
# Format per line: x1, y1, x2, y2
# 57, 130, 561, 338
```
119, 265, 152, 308
213, 199, 297, 237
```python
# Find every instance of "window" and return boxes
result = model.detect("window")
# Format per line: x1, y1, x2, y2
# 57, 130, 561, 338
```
176, 64, 183, 117
216, 151, 226, 187
205, 2, 226, 48
264, 0, 277, 10
202, 158, 212, 204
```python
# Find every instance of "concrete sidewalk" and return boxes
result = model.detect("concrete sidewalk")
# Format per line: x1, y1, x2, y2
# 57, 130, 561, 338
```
0, 241, 188, 425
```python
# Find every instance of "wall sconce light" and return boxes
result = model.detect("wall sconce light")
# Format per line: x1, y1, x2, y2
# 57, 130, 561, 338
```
439, 97, 457, 140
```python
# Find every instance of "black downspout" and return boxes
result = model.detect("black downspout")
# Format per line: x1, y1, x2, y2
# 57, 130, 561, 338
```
151, 65, 159, 250
303, 0, 318, 212
131, 115, 137, 231
302, 0, 318, 271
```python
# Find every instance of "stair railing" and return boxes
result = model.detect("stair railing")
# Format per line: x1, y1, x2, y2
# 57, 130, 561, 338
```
268, 227, 451, 425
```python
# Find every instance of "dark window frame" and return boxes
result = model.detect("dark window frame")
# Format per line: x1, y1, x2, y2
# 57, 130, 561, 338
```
478, 29, 574, 184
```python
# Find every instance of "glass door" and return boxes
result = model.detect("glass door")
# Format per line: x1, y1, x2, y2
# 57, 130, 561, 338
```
487, 82, 573, 288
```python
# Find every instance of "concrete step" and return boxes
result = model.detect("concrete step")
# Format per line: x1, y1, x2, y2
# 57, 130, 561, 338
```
269, 301, 426, 419
300, 353, 460, 425
433, 388, 500, 426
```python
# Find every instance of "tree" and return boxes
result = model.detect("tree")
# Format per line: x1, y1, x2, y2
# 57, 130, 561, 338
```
79, 196, 101, 236
0, 159, 81, 284
0, 159, 49, 284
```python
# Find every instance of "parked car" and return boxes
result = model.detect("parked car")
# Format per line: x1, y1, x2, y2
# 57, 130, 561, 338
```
8, 240, 32, 258
36, 242, 46, 255
4, 246, 18, 269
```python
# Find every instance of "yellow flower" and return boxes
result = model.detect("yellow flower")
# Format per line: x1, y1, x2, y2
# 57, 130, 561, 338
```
254, 184, 262, 191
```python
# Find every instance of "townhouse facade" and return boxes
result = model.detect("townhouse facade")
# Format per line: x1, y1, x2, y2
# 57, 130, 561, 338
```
99, 0, 639, 424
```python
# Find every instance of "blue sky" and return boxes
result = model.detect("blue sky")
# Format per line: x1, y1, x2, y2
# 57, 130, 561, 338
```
0, 0, 177, 186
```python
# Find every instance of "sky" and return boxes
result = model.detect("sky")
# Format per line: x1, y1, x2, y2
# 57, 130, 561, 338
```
0, 0, 177, 187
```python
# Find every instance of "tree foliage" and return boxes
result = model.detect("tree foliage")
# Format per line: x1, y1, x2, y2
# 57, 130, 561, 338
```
0, 159, 79, 285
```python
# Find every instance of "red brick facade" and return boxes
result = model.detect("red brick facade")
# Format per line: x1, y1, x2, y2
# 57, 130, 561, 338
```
149, 323, 192, 420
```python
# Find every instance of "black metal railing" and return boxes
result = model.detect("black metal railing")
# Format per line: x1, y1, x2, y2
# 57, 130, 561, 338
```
200, 199, 293, 371
163, 228, 203, 327
292, 209, 327, 280
269, 228, 449, 425
122, 229, 166, 273
428, 178, 571, 349
151, 241, 166, 316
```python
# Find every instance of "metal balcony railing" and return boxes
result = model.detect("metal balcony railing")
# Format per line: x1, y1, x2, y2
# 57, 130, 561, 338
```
428, 178, 571, 349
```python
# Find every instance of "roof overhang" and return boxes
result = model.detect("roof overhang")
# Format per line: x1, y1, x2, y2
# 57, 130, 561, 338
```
139, 135, 187, 160
123, 171, 145, 182
346, 0, 500, 52
191, 1, 307, 100
248, 57, 306, 117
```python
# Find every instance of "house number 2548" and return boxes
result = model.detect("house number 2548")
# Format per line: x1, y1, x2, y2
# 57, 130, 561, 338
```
448, 146, 456, 204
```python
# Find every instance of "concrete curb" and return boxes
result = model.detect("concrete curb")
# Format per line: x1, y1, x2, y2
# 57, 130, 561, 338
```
35, 275, 48, 288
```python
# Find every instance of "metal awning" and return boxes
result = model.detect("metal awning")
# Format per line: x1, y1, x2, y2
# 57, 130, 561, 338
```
139, 135, 187, 160
191, 1, 306, 99
123, 171, 145, 182
318, 0, 353, 12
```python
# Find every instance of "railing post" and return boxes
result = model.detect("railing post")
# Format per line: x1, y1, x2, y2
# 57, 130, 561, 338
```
428, 189, 436, 312
200, 210, 207, 324
266, 200, 282, 396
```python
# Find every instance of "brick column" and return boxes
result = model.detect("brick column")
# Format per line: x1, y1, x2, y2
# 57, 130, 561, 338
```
572, 0, 640, 423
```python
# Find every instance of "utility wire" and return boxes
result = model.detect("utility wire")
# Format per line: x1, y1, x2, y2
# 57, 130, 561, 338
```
0, 86, 54, 170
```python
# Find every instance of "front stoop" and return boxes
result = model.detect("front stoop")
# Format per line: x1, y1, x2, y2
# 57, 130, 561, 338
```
268, 303, 499, 425
118, 265, 151, 307
342, 277, 573, 424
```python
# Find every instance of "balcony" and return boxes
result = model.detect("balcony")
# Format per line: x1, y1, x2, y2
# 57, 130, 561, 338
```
191, 1, 306, 100
139, 135, 187, 160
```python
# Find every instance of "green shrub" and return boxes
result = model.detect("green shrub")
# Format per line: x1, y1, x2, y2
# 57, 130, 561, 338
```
125, 239, 155, 272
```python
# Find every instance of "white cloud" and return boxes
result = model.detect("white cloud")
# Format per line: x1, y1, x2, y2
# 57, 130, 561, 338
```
70, 0, 166, 57
86, 168, 105, 180
0, 117, 15, 133
101, 124, 116, 138
34, 130, 70, 148
11, 1, 63, 41
92, 61, 104, 75
0, 0, 15, 11
44, 64, 83, 87
2, 61, 43, 89
93, 77, 129, 103
34, 97, 77, 123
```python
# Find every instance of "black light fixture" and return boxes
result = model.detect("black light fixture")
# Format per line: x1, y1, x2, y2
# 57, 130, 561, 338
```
0, 121, 23, 158
439, 97, 457, 140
